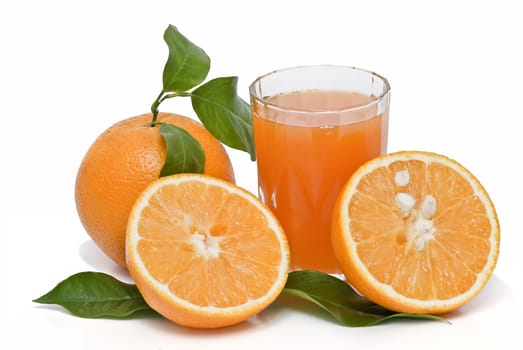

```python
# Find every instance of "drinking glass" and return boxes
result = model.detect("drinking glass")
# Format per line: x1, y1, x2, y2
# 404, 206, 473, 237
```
249, 65, 390, 274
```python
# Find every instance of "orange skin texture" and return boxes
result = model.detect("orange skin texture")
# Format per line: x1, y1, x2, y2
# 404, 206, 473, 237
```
75, 112, 235, 267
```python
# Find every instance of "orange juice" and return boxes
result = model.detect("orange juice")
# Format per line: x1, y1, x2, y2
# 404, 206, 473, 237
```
252, 90, 388, 273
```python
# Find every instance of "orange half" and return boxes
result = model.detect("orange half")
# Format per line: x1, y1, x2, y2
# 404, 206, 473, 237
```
331, 151, 500, 314
126, 174, 290, 328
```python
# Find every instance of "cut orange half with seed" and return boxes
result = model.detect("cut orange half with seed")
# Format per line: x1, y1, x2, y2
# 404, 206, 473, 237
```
126, 174, 290, 328
331, 150, 500, 314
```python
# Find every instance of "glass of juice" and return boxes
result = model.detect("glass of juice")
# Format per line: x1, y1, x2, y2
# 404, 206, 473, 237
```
249, 65, 390, 274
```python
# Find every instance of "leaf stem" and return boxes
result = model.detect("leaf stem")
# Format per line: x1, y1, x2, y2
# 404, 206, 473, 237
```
150, 91, 164, 124
150, 91, 193, 124
160, 91, 192, 103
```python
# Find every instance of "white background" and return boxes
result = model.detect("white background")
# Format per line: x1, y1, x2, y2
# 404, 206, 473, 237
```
1, 0, 521, 349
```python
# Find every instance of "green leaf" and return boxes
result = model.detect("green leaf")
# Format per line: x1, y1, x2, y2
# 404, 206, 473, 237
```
162, 24, 210, 92
191, 76, 256, 160
158, 123, 205, 177
33, 272, 153, 318
282, 270, 446, 327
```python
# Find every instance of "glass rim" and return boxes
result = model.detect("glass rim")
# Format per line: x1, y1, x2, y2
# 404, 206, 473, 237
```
248, 64, 391, 115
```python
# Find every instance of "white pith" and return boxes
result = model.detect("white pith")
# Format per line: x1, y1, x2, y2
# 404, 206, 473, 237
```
190, 231, 223, 259
406, 208, 436, 251
394, 182, 437, 251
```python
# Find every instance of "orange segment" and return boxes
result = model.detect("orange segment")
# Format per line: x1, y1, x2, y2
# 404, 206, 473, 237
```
126, 174, 290, 328
331, 150, 500, 314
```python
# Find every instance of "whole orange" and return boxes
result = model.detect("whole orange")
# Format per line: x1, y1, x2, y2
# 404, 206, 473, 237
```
75, 112, 235, 267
